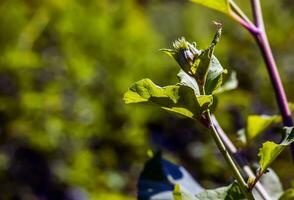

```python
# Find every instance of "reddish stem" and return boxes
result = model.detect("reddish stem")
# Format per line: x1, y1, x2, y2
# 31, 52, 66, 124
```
250, 0, 294, 159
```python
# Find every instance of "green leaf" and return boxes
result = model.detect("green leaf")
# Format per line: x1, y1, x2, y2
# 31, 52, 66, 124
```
258, 142, 284, 174
246, 115, 281, 142
178, 56, 225, 96
193, 26, 222, 88
123, 79, 213, 119
162, 36, 226, 95
279, 189, 294, 200
178, 70, 200, 95
195, 182, 245, 200
258, 126, 294, 173
190, 0, 231, 15
204, 55, 225, 94
214, 71, 238, 94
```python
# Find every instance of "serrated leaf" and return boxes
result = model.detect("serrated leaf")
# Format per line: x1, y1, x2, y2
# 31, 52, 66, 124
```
279, 189, 294, 200
214, 71, 238, 94
258, 126, 294, 173
258, 142, 284, 174
246, 115, 281, 142
123, 79, 213, 119
190, 0, 231, 15
195, 182, 245, 200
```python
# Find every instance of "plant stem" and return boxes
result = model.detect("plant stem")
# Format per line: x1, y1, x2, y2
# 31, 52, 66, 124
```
250, 0, 294, 158
229, 1, 260, 34
211, 115, 272, 200
228, 1, 251, 25
205, 111, 254, 200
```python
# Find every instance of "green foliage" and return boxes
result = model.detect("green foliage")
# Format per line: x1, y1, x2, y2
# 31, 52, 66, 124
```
190, 0, 231, 15
246, 115, 281, 142
258, 127, 294, 173
123, 78, 213, 119
1, 0, 294, 198
162, 33, 226, 95
124, 30, 232, 125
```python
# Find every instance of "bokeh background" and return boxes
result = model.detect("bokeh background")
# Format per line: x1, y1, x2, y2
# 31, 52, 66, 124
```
0, 0, 294, 199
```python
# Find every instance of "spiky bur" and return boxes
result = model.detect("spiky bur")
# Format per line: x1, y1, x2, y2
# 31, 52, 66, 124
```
161, 37, 201, 76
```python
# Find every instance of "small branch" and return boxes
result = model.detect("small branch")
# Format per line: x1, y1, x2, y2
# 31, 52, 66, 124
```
228, 0, 260, 34
205, 111, 254, 200
248, 170, 264, 191
230, 11, 260, 34
229, 0, 254, 27
211, 115, 272, 200
251, 0, 263, 29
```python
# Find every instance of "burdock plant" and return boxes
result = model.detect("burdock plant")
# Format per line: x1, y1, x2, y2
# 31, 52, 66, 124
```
123, 0, 294, 199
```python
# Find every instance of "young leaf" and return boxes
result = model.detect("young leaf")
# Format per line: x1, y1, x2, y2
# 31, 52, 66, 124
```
193, 24, 222, 89
204, 55, 225, 94
258, 127, 294, 173
190, 0, 231, 15
123, 79, 213, 119
258, 142, 284, 174
246, 115, 281, 142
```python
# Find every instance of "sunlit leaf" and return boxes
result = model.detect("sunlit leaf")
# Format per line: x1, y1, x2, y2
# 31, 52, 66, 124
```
123, 79, 213, 119
258, 126, 294, 173
258, 142, 284, 174
190, 0, 231, 15
246, 115, 281, 142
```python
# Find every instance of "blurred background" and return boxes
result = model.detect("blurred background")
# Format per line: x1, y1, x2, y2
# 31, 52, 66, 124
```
0, 0, 294, 199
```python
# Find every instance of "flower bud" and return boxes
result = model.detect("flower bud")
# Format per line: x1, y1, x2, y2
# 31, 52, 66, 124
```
172, 37, 200, 74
